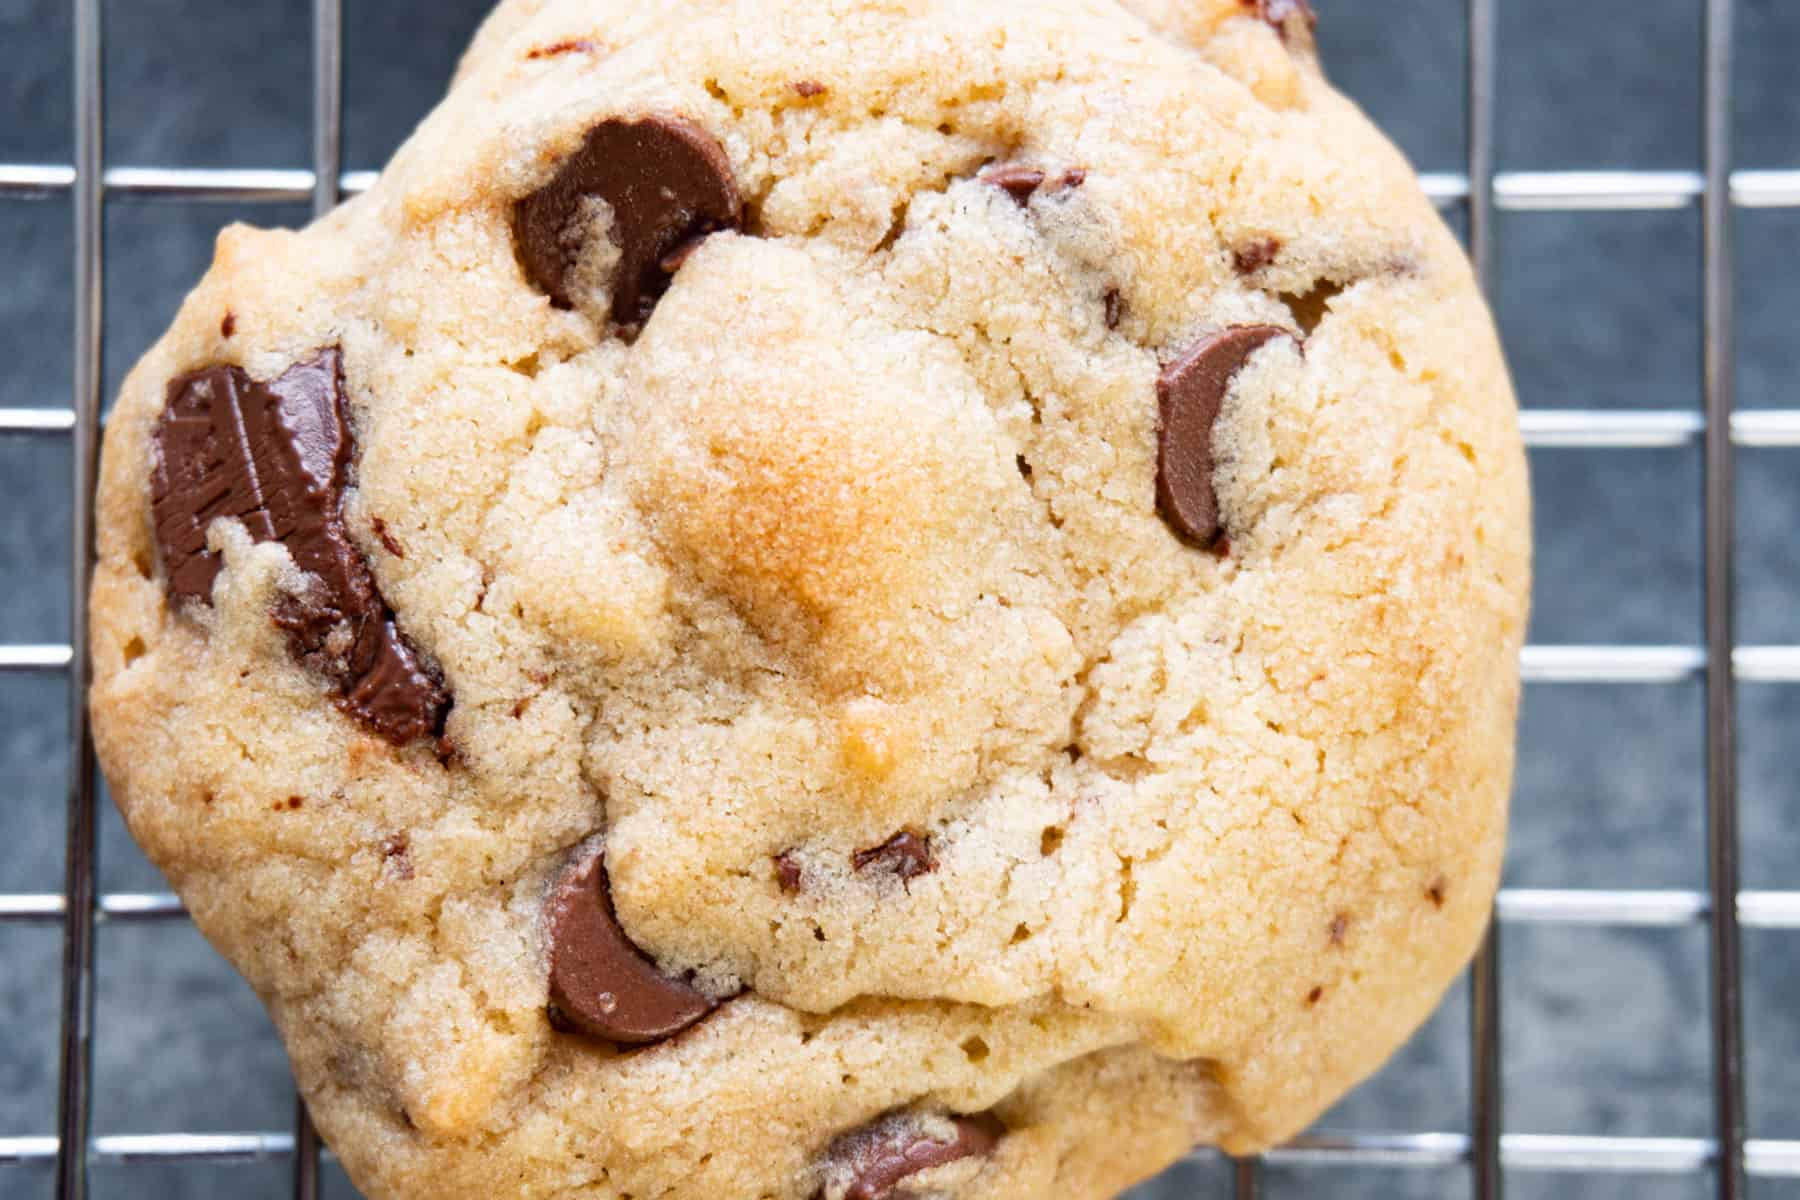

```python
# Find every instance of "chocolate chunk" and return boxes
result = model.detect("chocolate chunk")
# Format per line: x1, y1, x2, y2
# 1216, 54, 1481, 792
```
821, 1110, 1005, 1200
775, 852, 804, 895
152, 349, 450, 745
981, 163, 1046, 206
1232, 237, 1281, 275
219, 312, 236, 339
1056, 167, 1088, 190
341, 622, 450, 745
1251, 0, 1317, 35
792, 79, 828, 98
1154, 325, 1290, 547
1104, 287, 1125, 330
513, 115, 742, 324
852, 832, 934, 882
546, 844, 716, 1045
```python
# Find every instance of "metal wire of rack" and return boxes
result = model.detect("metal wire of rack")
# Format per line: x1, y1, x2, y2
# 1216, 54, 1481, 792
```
0, 0, 1797, 1197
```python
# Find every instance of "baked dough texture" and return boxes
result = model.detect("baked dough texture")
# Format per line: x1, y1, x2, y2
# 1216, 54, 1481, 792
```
88, 1, 1531, 1196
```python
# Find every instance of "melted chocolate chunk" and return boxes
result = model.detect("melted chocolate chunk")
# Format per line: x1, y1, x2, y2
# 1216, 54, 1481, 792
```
546, 844, 716, 1045
792, 79, 828, 98
513, 115, 742, 324
852, 832, 935, 882
821, 1110, 1005, 1200
152, 349, 449, 745
981, 163, 1046, 206
1155, 326, 1290, 547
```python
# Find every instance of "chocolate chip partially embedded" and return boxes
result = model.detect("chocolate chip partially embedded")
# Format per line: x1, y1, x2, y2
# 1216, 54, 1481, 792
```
513, 115, 742, 324
152, 349, 450, 745
852, 832, 935, 882
775, 851, 804, 895
981, 163, 1046, 206
1155, 325, 1290, 547
1232, 237, 1281, 275
820, 1110, 1005, 1200
546, 843, 716, 1045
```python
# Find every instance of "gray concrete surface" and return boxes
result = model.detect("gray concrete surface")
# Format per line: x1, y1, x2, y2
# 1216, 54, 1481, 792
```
2, 0, 1797, 1196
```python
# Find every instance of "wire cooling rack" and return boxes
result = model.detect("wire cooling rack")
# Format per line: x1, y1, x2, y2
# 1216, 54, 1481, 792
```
0, 0, 1797, 1197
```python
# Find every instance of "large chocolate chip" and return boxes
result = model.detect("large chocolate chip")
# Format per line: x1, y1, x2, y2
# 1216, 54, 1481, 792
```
513, 115, 742, 325
1155, 326, 1290, 548
820, 1110, 1005, 1200
152, 350, 449, 745
852, 832, 935, 882
546, 844, 716, 1045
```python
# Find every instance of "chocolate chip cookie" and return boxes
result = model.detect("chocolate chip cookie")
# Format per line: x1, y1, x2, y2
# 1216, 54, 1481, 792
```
88, 1, 1530, 1197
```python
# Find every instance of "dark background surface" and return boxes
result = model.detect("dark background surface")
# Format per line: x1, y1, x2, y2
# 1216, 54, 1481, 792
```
2, 1, 1798, 1197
